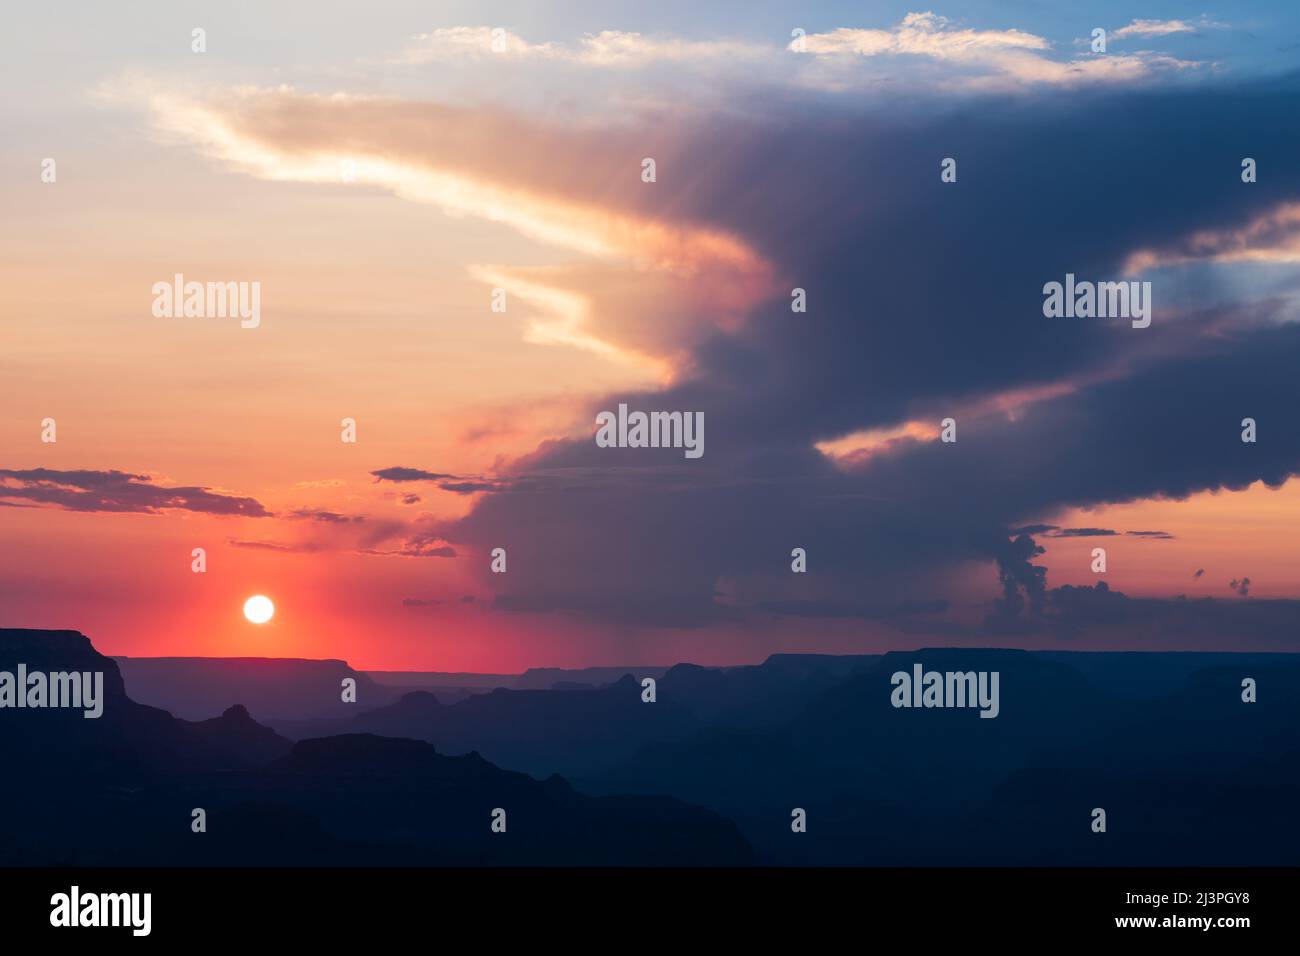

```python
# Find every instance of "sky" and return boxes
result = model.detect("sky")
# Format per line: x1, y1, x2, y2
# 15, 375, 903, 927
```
4, 2, 1300, 670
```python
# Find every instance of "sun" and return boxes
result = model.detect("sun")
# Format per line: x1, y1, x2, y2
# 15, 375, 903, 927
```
243, 595, 275, 624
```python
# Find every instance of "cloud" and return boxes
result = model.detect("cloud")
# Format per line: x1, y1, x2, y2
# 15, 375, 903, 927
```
1038, 581, 1300, 647
229, 539, 321, 553
101, 10, 1222, 392
424, 74, 1300, 627
232, 518, 455, 558
1127, 203, 1300, 271
1112, 19, 1212, 40
1035, 527, 1172, 538
371, 466, 506, 496
987, 533, 1048, 628
1012, 524, 1058, 535
794, 12, 1201, 89
798, 14, 1048, 58
371, 467, 458, 483
400, 27, 765, 68
361, 532, 457, 559
437, 481, 500, 495
293, 478, 347, 489
962, 562, 1298, 648
104, 80, 777, 377
0, 468, 270, 517
396, 16, 1203, 93
285, 508, 365, 524
96, 45, 1300, 632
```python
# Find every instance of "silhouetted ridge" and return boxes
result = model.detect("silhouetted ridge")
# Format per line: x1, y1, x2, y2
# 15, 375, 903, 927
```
0, 627, 286, 777
348, 668, 698, 777
270, 734, 497, 778
189, 704, 294, 765
113, 654, 395, 720
9, 627, 1297, 866
0, 628, 754, 866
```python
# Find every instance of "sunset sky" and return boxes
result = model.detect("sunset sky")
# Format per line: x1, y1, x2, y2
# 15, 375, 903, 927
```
4, 2, 1300, 670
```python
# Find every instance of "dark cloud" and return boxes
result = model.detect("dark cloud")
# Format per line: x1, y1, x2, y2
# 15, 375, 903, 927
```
1037, 527, 1174, 538
286, 508, 365, 523
438, 481, 501, 494
361, 532, 457, 558
231, 517, 450, 558
987, 534, 1048, 629
371, 466, 503, 496
926, 570, 1300, 649
371, 467, 457, 483
1012, 524, 1058, 535
0, 468, 270, 517
431, 76, 1300, 627
1041, 581, 1300, 647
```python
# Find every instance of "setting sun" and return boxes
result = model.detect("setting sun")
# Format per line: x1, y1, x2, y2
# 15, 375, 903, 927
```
243, 595, 275, 625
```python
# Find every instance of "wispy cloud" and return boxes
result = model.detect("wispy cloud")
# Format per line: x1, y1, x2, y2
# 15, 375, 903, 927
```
285, 507, 366, 524
228, 538, 321, 553
1113, 18, 1223, 39
396, 16, 1204, 92
371, 466, 507, 496
399, 27, 765, 67
797, 14, 1049, 58
793, 12, 1201, 89
232, 513, 456, 558
1127, 203, 1300, 271
0, 468, 270, 517
360, 533, 458, 558
100, 79, 776, 378
371, 467, 458, 483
